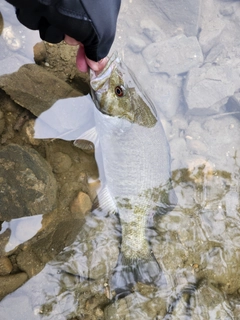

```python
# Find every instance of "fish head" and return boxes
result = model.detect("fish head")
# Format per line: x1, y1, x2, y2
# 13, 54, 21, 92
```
90, 52, 157, 128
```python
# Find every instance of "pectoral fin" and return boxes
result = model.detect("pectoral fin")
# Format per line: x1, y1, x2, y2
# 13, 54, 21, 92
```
93, 186, 118, 214
74, 127, 99, 149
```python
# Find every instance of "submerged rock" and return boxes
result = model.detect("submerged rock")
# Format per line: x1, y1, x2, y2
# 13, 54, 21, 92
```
184, 65, 237, 113
152, 0, 201, 36
0, 144, 57, 221
70, 191, 92, 216
142, 34, 203, 75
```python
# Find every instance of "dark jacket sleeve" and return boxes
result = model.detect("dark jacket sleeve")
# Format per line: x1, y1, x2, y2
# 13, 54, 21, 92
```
80, 0, 121, 60
5, 0, 121, 61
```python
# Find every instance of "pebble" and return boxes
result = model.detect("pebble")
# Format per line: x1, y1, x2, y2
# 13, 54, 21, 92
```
33, 42, 47, 65
51, 151, 72, 173
70, 191, 92, 216
22, 119, 40, 146
0, 256, 13, 276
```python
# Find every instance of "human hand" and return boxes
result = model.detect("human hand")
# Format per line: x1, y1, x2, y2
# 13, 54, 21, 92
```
6, 0, 120, 66
64, 35, 108, 73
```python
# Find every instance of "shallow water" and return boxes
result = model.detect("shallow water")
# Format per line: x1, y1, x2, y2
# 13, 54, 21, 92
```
1, 0, 240, 319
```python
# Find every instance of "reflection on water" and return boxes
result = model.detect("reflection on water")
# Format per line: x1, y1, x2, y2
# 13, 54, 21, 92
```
0, 1, 40, 75
0, 0, 240, 319
0, 215, 42, 252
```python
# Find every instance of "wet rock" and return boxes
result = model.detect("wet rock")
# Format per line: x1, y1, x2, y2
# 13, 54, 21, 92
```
199, 242, 240, 295
184, 65, 237, 113
33, 41, 47, 65
142, 34, 203, 75
16, 217, 85, 278
50, 151, 72, 173
58, 212, 119, 280
0, 144, 57, 221
143, 73, 181, 118
202, 116, 240, 168
0, 257, 13, 275
169, 137, 189, 167
22, 119, 40, 146
105, 290, 166, 320
191, 281, 234, 318
140, 19, 166, 42
0, 272, 28, 301
70, 191, 92, 216
0, 63, 82, 116
152, 0, 201, 36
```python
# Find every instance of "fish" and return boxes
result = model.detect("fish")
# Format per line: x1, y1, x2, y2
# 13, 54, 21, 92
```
74, 52, 177, 296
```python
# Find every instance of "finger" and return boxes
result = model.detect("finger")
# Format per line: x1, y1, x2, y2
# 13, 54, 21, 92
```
64, 35, 80, 46
76, 44, 88, 73
86, 56, 108, 74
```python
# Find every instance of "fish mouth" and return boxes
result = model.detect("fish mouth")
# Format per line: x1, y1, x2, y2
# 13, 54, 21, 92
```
90, 51, 120, 92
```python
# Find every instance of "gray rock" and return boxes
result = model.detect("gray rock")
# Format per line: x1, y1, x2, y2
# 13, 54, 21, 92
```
152, 0, 201, 36
204, 43, 228, 64
202, 116, 240, 168
184, 64, 237, 113
140, 19, 166, 42
0, 144, 57, 221
199, 19, 226, 55
199, 0, 226, 54
142, 35, 203, 75
127, 36, 147, 53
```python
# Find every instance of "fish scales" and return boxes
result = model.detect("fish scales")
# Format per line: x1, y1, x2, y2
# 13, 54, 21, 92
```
75, 52, 176, 294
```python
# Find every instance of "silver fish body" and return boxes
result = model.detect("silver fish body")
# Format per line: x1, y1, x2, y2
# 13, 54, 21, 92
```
75, 52, 176, 290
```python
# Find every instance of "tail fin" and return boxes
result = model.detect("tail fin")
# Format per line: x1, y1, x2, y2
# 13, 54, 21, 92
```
111, 252, 165, 299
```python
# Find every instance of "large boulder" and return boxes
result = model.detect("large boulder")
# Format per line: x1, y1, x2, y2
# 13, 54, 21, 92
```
0, 144, 57, 221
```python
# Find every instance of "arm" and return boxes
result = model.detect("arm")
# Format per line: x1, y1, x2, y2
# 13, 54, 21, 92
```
6, 0, 121, 62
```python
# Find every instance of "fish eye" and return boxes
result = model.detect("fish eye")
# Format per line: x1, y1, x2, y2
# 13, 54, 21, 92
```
115, 85, 125, 97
